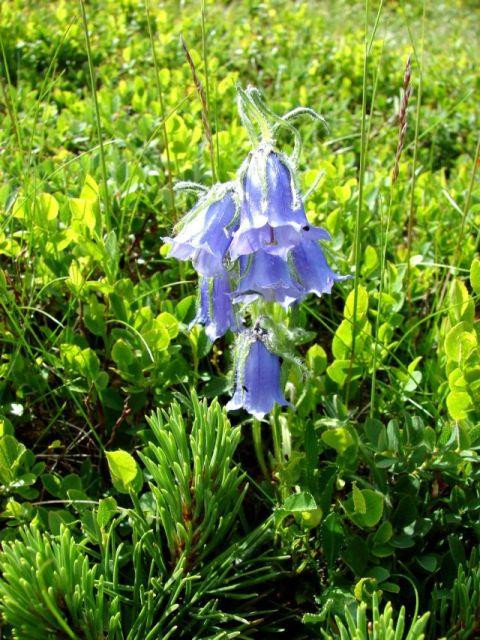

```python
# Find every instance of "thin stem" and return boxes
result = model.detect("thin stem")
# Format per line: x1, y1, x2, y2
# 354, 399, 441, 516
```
406, 0, 426, 308
437, 136, 480, 307
345, 0, 371, 405
252, 419, 269, 480
0, 35, 22, 153
181, 35, 216, 182
370, 190, 393, 417
79, 0, 112, 233
201, 0, 216, 183
145, 0, 177, 223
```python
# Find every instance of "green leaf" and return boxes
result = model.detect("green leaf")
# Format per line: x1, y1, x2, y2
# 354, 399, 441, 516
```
37, 192, 59, 220
344, 285, 368, 322
322, 512, 344, 569
362, 490, 384, 527
449, 279, 474, 324
106, 450, 141, 494
417, 554, 438, 572
470, 257, 480, 295
332, 320, 353, 359
361, 245, 379, 276
352, 484, 366, 514
322, 427, 354, 454
111, 339, 135, 370
327, 359, 362, 386
348, 489, 384, 529
175, 295, 196, 323
0, 435, 26, 484
69, 197, 97, 231
446, 390, 473, 420
157, 312, 179, 339
444, 322, 477, 362
373, 521, 393, 545
80, 174, 99, 200
283, 491, 317, 513
97, 497, 118, 528
306, 344, 327, 375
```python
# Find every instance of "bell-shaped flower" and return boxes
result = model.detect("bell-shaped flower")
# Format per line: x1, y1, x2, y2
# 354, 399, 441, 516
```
163, 185, 238, 277
193, 275, 237, 341
229, 144, 326, 261
232, 250, 303, 309
290, 228, 349, 297
227, 333, 289, 419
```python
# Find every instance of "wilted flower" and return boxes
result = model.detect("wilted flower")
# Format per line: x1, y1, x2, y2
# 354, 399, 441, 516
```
193, 275, 237, 341
232, 250, 303, 308
163, 184, 238, 277
227, 331, 289, 418
230, 145, 325, 260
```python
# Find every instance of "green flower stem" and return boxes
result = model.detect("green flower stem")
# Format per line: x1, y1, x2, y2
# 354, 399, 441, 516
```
252, 418, 269, 480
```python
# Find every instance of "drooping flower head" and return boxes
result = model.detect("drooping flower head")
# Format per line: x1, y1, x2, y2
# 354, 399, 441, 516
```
229, 86, 329, 263
226, 325, 290, 419
163, 182, 239, 277
232, 249, 303, 309
163, 85, 350, 422
290, 229, 351, 297
232, 227, 348, 308
229, 144, 310, 260
193, 275, 237, 341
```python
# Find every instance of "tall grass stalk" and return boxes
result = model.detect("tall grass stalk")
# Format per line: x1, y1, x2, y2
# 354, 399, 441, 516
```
201, 0, 217, 183
79, 0, 112, 234
145, 0, 176, 224
436, 136, 480, 309
181, 35, 216, 183
370, 54, 413, 417
405, 2, 426, 308
345, 0, 383, 405
0, 36, 22, 154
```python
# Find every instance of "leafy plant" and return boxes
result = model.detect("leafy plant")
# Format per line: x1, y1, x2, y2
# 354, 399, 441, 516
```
312, 592, 430, 640
0, 395, 280, 638
430, 547, 480, 639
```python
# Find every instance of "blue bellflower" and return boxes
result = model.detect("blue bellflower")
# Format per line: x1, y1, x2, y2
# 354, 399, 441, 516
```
232, 228, 346, 307
227, 334, 289, 419
193, 275, 237, 341
163, 186, 238, 277
230, 145, 322, 260
233, 250, 303, 309
291, 232, 350, 297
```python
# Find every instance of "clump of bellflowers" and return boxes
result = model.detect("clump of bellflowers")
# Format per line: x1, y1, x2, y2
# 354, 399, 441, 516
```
163, 86, 348, 419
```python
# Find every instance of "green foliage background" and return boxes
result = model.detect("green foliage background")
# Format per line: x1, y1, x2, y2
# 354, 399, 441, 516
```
0, 0, 479, 637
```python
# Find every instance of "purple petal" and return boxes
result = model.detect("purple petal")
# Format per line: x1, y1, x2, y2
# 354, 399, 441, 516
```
229, 147, 309, 259
291, 239, 349, 297
232, 250, 304, 308
164, 189, 238, 277
227, 338, 289, 418
193, 276, 237, 341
